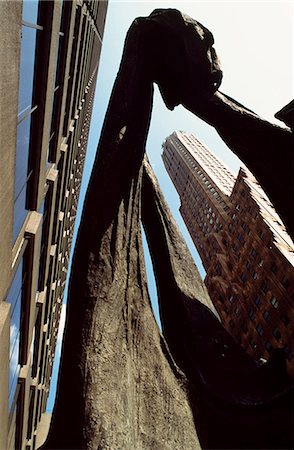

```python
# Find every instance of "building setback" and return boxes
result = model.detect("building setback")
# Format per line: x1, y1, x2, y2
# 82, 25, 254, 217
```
0, 1, 108, 448
162, 131, 294, 376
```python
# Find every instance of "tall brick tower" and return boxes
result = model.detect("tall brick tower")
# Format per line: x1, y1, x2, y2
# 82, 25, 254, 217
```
163, 131, 294, 375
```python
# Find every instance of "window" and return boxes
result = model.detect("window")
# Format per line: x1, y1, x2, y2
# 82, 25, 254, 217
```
7, 260, 25, 411
245, 260, 251, 270
248, 308, 255, 320
251, 248, 257, 258
240, 273, 247, 283
229, 319, 235, 329
260, 281, 269, 294
270, 296, 279, 309
13, 8, 42, 242
281, 276, 290, 289
270, 263, 278, 274
252, 271, 257, 280
263, 310, 271, 322
13, 114, 34, 241
284, 345, 293, 361
18, 26, 38, 118
272, 328, 281, 341
234, 306, 240, 317
265, 341, 273, 353
250, 338, 257, 350
228, 294, 236, 304
280, 311, 290, 326
232, 243, 238, 253
38, 184, 54, 290
254, 295, 262, 308
22, 0, 39, 24
256, 324, 264, 336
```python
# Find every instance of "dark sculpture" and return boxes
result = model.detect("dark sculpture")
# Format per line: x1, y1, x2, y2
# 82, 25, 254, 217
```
44, 9, 293, 450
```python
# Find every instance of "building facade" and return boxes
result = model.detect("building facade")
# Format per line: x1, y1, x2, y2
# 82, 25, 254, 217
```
163, 131, 294, 375
0, 1, 108, 448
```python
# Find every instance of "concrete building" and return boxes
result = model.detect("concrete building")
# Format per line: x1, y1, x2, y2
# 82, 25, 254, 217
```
162, 131, 294, 375
0, 1, 108, 448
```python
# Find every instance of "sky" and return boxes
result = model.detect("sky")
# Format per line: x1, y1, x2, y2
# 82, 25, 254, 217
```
46, 0, 293, 412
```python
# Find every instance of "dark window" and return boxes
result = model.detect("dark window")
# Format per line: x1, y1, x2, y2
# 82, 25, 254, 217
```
284, 345, 293, 361
259, 230, 265, 241
254, 295, 262, 308
251, 248, 257, 258
281, 276, 290, 289
248, 308, 255, 320
273, 328, 281, 341
270, 296, 279, 309
250, 338, 257, 350
252, 270, 257, 280
228, 294, 236, 304
240, 273, 247, 283
260, 281, 269, 294
280, 311, 290, 326
270, 263, 278, 274
265, 341, 273, 353
263, 310, 271, 322
38, 184, 54, 290
245, 260, 251, 270
234, 306, 240, 317
256, 324, 264, 336
229, 319, 235, 329
241, 322, 248, 333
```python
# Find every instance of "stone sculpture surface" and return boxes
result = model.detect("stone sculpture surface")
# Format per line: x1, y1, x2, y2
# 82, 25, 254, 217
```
44, 9, 293, 450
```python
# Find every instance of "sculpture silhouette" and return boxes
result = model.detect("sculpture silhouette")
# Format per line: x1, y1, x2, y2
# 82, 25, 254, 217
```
44, 9, 293, 450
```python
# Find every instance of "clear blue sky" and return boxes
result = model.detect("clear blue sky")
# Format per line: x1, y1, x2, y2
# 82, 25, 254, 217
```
46, 0, 293, 412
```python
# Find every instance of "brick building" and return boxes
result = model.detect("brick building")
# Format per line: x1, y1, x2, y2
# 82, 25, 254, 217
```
162, 131, 294, 375
0, 1, 108, 448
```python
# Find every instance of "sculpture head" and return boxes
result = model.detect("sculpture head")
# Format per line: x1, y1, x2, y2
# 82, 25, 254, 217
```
135, 9, 222, 110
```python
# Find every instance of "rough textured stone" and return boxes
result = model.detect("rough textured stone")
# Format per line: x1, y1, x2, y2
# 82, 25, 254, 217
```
44, 9, 293, 450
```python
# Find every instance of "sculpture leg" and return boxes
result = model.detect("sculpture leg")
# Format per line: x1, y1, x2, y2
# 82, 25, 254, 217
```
43, 19, 201, 450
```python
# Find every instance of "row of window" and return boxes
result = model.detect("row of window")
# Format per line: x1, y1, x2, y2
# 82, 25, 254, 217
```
227, 291, 291, 329
7, 0, 98, 426
236, 323, 293, 361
